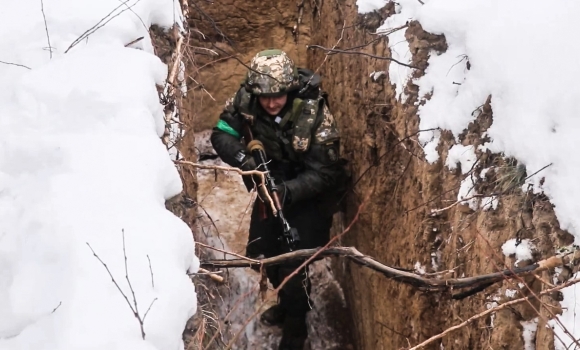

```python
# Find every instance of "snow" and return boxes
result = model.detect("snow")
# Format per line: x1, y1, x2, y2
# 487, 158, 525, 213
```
502, 239, 535, 264
445, 145, 476, 174
357, 0, 387, 13
551, 273, 580, 350
0, 1, 197, 350
521, 318, 538, 350
414, 261, 426, 275
356, 0, 580, 345
505, 289, 517, 298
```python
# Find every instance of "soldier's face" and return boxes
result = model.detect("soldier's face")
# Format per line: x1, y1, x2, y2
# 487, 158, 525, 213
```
258, 95, 288, 116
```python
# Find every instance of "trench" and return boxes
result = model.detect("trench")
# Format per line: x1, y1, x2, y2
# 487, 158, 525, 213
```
167, 1, 576, 349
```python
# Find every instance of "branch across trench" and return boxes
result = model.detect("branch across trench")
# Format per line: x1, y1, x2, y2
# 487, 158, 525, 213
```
201, 246, 580, 297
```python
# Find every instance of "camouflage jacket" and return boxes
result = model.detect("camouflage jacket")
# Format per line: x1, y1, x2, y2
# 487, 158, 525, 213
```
210, 78, 348, 208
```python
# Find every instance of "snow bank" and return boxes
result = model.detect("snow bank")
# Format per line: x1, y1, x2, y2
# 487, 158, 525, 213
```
0, 1, 198, 350
357, 0, 580, 347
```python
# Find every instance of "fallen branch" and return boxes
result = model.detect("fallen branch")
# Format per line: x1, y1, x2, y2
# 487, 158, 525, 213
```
201, 246, 580, 297
408, 276, 580, 350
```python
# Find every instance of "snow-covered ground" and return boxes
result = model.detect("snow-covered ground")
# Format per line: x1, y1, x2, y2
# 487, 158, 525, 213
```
0, 1, 198, 350
357, 0, 580, 348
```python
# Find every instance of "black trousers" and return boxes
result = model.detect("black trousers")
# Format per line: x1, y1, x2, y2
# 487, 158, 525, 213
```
246, 198, 332, 318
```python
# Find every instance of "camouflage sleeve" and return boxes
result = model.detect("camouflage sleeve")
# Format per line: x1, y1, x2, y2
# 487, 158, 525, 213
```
210, 90, 247, 168
313, 104, 340, 144
284, 103, 347, 205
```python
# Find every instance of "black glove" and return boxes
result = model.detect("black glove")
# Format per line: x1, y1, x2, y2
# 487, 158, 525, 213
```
236, 150, 256, 171
238, 152, 260, 192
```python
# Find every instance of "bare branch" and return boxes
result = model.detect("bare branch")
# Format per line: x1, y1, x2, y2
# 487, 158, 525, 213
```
307, 44, 420, 69
40, 0, 53, 59
86, 242, 138, 318
64, 0, 140, 53
0, 60, 31, 70
124, 36, 144, 47
196, 241, 260, 264
408, 277, 580, 350
147, 254, 154, 288
142, 297, 158, 322
51, 301, 62, 314
122, 229, 140, 329
87, 231, 158, 340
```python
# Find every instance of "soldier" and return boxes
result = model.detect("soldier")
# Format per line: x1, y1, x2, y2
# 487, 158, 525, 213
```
210, 49, 348, 350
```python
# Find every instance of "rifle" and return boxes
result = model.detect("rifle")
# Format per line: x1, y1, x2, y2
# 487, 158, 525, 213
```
242, 124, 300, 251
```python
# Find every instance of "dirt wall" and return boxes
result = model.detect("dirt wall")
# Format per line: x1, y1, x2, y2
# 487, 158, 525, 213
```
180, 0, 573, 349
307, 2, 571, 350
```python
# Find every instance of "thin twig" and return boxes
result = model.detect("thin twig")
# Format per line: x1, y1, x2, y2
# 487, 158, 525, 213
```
64, 0, 139, 53
304, 20, 346, 88
430, 194, 486, 214
196, 241, 260, 263
147, 254, 154, 288
0, 60, 31, 70
40, 0, 53, 59
124, 36, 144, 47
406, 163, 553, 214
51, 301, 62, 314
307, 44, 420, 69
142, 298, 158, 322
122, 229, 141, 331
86, 242, 141, 333
408, 277, 580, 349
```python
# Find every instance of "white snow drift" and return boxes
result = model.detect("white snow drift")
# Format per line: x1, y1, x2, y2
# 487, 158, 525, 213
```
0, 1, 198, 350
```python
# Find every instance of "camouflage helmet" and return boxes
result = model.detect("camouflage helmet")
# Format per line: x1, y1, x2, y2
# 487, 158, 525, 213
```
244, 49, 299, 97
